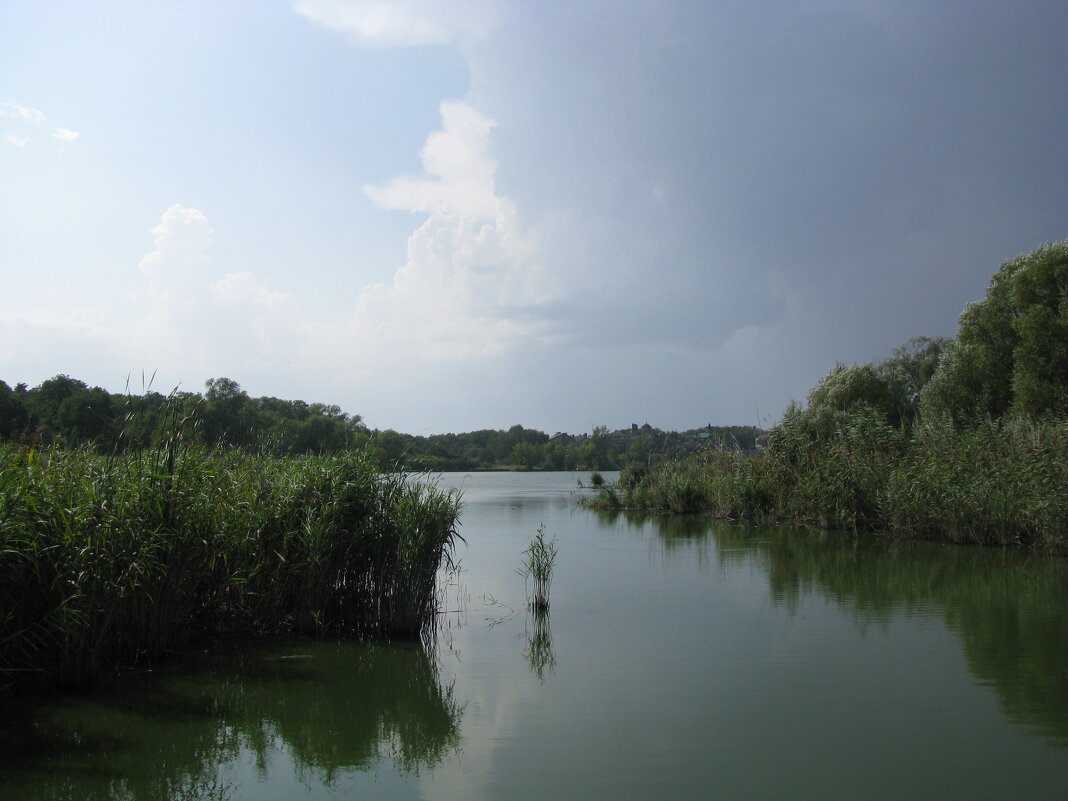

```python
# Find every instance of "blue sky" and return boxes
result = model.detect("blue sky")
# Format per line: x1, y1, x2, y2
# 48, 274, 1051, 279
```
2, 1, 1066, 434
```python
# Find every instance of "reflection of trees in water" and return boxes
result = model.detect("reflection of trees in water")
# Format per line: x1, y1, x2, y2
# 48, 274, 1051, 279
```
647, 513, 715, 542
0, 640, 462, 801
752, 528, 1068, 747
524, 611, 556, 681
591, 508, 720, 567
612, 510, 1068, 748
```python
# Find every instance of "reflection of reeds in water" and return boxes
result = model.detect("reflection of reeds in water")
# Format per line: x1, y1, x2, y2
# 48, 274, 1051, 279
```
524, 611, 556, 681
172, 775, 234, 801
0, 639, 463, 799
518, 526, 557, 612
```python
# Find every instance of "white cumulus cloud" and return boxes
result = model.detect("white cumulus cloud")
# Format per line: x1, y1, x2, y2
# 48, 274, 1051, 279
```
1, 108, 555, 407
53, 127, 80, 141
293, 0, 502, 47
138, 204, 213, 279
212, 271, 293, 309
5, 134, 28, 148
347, 100, 555, 363
365, 101, 499, 219
129, 205, 300, 373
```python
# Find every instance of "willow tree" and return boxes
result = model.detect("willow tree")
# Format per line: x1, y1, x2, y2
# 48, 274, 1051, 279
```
921, 241, 1068, 423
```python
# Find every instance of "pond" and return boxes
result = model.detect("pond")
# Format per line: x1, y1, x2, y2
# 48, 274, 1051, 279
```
2, 471, 1066, 800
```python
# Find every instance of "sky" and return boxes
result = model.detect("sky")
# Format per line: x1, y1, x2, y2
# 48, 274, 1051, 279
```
2, 0, 1066, 435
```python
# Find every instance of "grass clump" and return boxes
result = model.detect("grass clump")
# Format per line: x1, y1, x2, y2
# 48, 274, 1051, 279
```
518, 526, 558, 613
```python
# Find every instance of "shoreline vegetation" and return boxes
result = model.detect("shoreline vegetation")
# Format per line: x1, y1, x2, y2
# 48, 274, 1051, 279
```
2, 240, 1065, 694
584, 415, 1068, 551
0, 433, 462, 694
586, 241, 1068, 552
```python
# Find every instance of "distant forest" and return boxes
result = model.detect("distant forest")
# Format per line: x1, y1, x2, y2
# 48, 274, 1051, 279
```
0, 375, 761, 471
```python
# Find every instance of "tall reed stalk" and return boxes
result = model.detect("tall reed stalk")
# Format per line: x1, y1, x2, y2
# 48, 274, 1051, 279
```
518, 526, 558, 612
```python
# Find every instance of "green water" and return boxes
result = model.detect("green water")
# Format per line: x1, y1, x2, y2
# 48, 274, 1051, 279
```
2, 471, 1066, 800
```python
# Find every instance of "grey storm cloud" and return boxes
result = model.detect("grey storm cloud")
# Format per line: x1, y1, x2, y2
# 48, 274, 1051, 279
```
467, 1, 1067, 361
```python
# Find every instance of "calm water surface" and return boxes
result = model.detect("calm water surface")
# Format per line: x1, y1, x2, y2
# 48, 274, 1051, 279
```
2, 471, 1066, 800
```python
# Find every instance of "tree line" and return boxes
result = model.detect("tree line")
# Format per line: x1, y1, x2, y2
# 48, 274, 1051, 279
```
0, 373, 757, 471
0, 375, 365, 457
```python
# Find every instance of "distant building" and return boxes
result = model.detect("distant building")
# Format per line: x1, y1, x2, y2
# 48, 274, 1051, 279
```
609, 423, 660, 447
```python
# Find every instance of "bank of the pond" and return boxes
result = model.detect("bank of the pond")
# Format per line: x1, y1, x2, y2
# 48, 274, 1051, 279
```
0, 444, 461, 693
585, 416, 1068, 552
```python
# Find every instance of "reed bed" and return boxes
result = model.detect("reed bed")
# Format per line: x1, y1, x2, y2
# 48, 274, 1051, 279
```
0, 442, 461, 692
584, 413, 1068, 551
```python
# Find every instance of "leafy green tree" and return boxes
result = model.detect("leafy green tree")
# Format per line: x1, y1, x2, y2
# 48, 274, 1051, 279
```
309, 402, 349, 421
575, 438, 597, 469
424, 436, 453, 462
26, 375, 89, 437
255, 395, 311, 421
204, 377, 248, 405
804, 363, 897, 432
263, 416, 301, 455
373, 429, 408, 466
921, 241, 1068, 422
572, 427, 616, 470
624, 436, 652, 466
0, 380, 29, 439
294, 411, 365, 454
511, 441, 541, 470
56, 387, 117, 444
202, 377, 253, 447
493, 424, 547, 463
876, 336, 949, 426
541, 443, 567, 470
590, 425, 616, 469
797, 336, 948, 435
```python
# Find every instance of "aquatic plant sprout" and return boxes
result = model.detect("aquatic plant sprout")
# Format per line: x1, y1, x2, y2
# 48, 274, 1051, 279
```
518, 525, 558, 612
